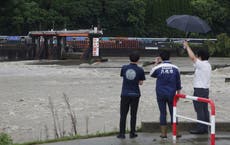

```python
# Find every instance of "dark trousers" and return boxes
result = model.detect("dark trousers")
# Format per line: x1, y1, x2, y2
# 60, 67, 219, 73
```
119, 96, 140, 134
157, 95, 173, 125
193, 88, 210, 132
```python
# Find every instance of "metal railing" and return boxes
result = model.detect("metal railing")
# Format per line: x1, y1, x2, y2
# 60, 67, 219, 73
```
172, 94, 216, 145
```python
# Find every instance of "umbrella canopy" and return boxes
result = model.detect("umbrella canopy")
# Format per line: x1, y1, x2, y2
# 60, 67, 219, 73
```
166, 15, 211, 33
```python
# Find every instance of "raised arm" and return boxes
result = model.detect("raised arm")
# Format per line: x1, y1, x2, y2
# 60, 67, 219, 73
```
183, 41, 197, 62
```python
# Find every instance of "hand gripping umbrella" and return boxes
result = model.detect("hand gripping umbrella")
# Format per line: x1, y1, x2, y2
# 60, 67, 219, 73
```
166, 15, 211, 37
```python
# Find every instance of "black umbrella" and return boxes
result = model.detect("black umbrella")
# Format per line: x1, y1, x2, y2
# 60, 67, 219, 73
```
166, 15, 211, 34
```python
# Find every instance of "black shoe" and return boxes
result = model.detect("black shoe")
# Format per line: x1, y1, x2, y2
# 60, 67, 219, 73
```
130, 133, 138, 138
176, 134, 182, 138
117, 134, 125, 139
190, 129, 208, 134
160, 135, 167, 141
160, 135, 167, 139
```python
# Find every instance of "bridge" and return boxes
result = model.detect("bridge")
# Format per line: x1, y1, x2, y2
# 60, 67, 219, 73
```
28, 28, 103, 60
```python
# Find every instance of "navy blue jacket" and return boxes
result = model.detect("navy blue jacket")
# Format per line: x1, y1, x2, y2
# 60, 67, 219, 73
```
120, 63, 146, 97
150, 61, 181, 98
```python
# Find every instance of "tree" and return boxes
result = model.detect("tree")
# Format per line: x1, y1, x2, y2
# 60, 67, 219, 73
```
0, 0, 17, 35
190, 0, 230, 35
144, 0, 193, 37
126, 0, 146, 36
92, 0, 146, 36
0, 0, 229, 37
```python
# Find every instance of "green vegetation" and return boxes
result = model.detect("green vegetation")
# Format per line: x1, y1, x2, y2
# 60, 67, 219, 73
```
0, 126, 141, 145
0, 133, 13, 145
12, 131, 118, 145
0, 0, 229, 37
206, 33, 230, 56
13, 128, 141, 145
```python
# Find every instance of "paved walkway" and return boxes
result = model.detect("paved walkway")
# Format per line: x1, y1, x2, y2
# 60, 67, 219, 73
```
40, 132, 230, 145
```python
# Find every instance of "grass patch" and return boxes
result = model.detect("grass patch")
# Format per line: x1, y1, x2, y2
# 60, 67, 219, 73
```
13, 127, 142, 145
13, 131, 119, 145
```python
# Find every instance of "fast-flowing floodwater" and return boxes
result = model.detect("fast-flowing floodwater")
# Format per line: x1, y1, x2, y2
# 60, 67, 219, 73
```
0, 57, 230, 143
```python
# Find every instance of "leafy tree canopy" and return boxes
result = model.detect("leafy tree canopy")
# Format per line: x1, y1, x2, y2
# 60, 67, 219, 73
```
0, 0, 229, 37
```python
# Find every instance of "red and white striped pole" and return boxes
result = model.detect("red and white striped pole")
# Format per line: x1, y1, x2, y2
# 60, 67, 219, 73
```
172, 94, 216, 145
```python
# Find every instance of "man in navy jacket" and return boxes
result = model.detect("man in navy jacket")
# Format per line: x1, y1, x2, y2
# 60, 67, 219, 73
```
150, 50, 181, 138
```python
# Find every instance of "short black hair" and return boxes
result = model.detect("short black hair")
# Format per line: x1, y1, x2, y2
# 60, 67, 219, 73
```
129, 51, 140, 62
196, 49, 209, 60
159, 50, 170, 61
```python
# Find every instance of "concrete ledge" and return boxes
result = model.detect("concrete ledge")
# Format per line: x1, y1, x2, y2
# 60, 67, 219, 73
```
141, 122, 230, 132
